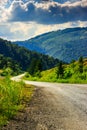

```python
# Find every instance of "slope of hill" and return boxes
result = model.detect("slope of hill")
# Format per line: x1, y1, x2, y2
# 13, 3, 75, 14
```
25, 57, 87, 84
0, 38, 59, 71
14, 27, 87, 63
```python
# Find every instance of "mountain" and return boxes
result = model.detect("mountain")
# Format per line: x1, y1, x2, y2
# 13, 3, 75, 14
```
14, 27, 87, 63
0, 38, 59, 71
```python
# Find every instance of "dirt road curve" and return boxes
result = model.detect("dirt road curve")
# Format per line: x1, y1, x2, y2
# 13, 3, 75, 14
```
2, 76, 87, 130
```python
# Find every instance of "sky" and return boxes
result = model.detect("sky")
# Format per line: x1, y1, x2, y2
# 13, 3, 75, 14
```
0, 0, 87, 41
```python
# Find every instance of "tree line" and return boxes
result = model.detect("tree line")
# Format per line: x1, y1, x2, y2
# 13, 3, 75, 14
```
0, 38, 60, 76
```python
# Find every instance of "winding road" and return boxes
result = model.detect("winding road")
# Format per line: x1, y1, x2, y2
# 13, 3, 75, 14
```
11, 74, 87, 130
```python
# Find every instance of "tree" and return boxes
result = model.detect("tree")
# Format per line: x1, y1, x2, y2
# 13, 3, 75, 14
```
28, 58, 37, 75
56, 62, 64, 78
34, 59, 42, 77
78, 56, 83, 73
28, 59, 42, 77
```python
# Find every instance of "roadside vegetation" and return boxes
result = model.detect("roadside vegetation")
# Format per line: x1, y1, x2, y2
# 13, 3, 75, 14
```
0, 77, 34, 127
0, 54, 22, 76
25, 57, 87, 84
0, 55, 34, 128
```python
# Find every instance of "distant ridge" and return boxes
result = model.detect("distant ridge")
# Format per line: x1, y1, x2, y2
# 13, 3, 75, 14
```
13, 27, 87, 62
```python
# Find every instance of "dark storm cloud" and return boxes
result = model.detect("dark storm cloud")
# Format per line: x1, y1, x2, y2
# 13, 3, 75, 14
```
7, 0, 87, 24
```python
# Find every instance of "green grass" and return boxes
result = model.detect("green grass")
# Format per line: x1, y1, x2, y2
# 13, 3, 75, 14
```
24, 68, 57, 82
0, 77, 34, 127
24, 66, 87, 84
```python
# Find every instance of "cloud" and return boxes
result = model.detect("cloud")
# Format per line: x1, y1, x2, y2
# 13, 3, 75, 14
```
0, 21, 87, 41
0, 0, 8, 5
0, 0, 87, 41
0, 0, 12, 7
0, 22, 36, 41
2, 0, 86, 24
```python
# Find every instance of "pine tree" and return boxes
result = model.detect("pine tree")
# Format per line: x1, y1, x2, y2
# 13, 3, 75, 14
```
28, 58, 37, 75
56, 62, 64, 78
34, 59, 42, 77
78, 56, 83, 73
28, 59, 42, 76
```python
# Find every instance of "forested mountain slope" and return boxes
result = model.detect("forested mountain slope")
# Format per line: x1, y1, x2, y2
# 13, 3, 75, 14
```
0, 38, 59, 71
14, 27, 87, 62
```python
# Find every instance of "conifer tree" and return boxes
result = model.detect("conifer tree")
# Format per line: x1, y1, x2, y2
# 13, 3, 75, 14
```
78, 56, 83, 73
56, 62, 64, 78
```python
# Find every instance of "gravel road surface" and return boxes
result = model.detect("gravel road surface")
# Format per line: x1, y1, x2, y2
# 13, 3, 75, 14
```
2, 76, 87, 130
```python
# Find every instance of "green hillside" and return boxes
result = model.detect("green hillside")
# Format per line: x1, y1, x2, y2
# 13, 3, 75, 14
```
14, 27, 87, 63
0, 38, 59, 72
25, 57, 87, 84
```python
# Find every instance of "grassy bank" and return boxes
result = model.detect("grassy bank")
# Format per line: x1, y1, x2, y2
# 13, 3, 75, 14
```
0, 77, 34, 127
24, 67, 87, 84
24, 58, 87, 84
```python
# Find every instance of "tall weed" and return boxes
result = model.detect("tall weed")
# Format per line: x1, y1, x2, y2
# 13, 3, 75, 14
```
0, 77, 34, 126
